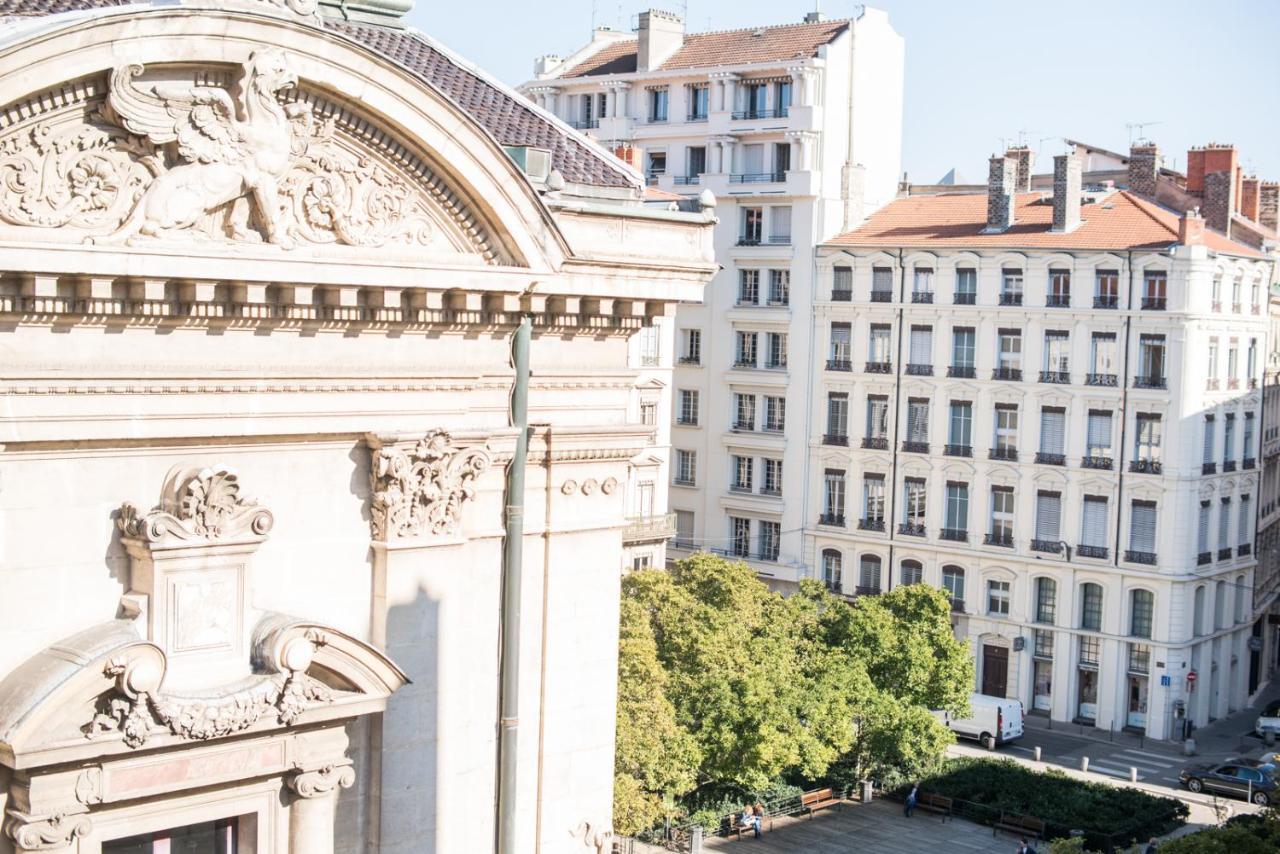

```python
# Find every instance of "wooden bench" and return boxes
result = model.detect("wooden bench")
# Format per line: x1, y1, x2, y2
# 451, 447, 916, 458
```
993, 811, 1045, 840
915, 792, 953, 821
725, 812, 772, 840
800, 787, 841, 819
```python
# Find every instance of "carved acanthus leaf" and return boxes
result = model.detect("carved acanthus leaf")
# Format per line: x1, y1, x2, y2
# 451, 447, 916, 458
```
370, 431, 492, 541
118, 466, 273, 543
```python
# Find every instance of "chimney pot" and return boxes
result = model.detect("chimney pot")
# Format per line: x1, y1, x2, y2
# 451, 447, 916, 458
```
1127, 143, 1160, 198
1051, 153, 1083, 233
985, 156, 1016, 232
1005, 146, 1033, 193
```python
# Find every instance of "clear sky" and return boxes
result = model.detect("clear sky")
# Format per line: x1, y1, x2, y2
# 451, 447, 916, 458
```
409, 0, 1280, 184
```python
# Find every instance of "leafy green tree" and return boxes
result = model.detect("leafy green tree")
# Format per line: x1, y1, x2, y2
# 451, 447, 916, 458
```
612, 596, 700, 834
1160, 806, 1280, 853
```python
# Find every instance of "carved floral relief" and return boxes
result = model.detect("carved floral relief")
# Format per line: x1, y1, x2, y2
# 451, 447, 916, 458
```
370, 431, 492, 541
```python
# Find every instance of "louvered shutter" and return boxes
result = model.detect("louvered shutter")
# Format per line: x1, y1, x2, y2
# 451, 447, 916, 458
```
1197, 502, 1211, 553
1040, 409, 1066, 454
1218, 499, 1231, 549
910, 327, 932, 364
1082, 497, 1107, 547
907, 401, 929, 442
1130, 502, 1157, 552
1036, 492, 1062, 540
1203, 418, 1216, 463
1240, 496, 1252, 545
1087, 411, 1111, 453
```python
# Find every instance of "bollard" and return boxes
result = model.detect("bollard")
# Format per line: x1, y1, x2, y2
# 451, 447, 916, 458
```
691, 826, 703, 854
1080, 756, 1089, 773
1034, 746, 1042, 762
1130, 767, 1138, 783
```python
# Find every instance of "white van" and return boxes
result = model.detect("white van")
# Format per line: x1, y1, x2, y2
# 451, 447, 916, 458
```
933, 693, 1024, 750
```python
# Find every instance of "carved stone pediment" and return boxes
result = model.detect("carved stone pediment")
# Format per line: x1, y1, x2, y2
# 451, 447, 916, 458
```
0, 53, 501, 261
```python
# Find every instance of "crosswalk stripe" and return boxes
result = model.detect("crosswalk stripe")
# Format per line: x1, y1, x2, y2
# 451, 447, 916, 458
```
1089, 764, 1139, 778
1118, 748, 1178, 764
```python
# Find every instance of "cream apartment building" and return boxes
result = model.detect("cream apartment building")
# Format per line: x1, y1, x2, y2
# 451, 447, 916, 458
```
811, 149, 1276, 740
522, 7, 904, 587
0, 0, 716, 851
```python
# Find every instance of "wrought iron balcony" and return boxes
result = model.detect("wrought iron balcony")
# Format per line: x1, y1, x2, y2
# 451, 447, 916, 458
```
826, 358, 853, 371
1223, 460, 1237, 472
899, 522, 927, 537
1197, 551, 1212, 566
1244, 458, 1257, 470
1081, 455, 1113, 470
1132, 375, 1166, 389
1239, 543, 1252, 557
948, 365, 976, 378
673, 175, 702, 185
1218, 548, 1234, 561
730, 172, 786, 184
989, 447, 1018, 461
822, 433, 849, 446
902, 441, 929, 454
999, 292, 1023, 306
870, 290, 893, 303
940, 528, 968, 542
992, 367, 1022, 381
1039, 370, 1070, 384
855, 585, 882, 597
731, 108, 789, 120
865, 361, 892, 374
911, 291, 934, 304
1035, 452, 1066, 466
1202, 462, 1217, 475
686, 112, 709, 123
984, 532, 1015, 548
568, 119, 599, 130
1046, 295, 1071, 308
1077, 545, 1109, 559
622, 513, 678, 544
906, 364, 933, 376
858, 518, 885, 532
954, 292, 976, 305
818, 513, 846, 528
949, 597, 966, 613
1094, 295, 1118, 309
944, 444, 972, 457
861, 437, 889, 450
1031, 539, 1065, 554
1124, 550, 1157, 565
1086, 373, 1118, 387
1141, 297, 1167, 310
733, 359, 756, 369
831, 289, 853, 302
1129, 458, 1162, 474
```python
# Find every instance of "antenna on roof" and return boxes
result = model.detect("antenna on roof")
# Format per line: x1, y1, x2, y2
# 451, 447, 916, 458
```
1126, 121, 1162, 145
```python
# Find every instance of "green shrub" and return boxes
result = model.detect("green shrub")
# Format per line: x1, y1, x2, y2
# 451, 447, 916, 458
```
1160, 806, 1280, 853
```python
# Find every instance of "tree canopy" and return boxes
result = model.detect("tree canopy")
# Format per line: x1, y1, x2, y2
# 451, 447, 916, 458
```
613, 552, 973, 832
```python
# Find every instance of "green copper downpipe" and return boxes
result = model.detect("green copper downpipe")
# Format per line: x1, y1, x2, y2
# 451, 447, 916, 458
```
497, 315, 531, 854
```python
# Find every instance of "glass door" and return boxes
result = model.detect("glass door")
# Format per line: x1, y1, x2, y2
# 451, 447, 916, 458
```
1076, 668, 1098, 721
1033, 660, 1053, 712
105, 819, 237, 854
1126, 675, 1148, 729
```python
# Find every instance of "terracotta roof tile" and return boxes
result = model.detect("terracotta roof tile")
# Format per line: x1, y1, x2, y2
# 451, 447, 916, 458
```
826, 190, 1265, 258
0, 1, 637, 188
559, 18, 850, 78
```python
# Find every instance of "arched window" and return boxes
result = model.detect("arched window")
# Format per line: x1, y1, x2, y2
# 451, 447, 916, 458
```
941, 565, 965, 609
1193, 586, 1206, 636
821, 549, 843, 592
859, 554, 882, 594
1234, 576, 1246, 624
1214, 580, 1227, 629
1130, 589, 1154, 638
1034, 577, 1057, 624
900, 559, 923, 585
1080, 582, 1103, 631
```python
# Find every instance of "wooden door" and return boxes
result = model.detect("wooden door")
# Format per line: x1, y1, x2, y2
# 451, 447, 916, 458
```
981, 644, 1008, 697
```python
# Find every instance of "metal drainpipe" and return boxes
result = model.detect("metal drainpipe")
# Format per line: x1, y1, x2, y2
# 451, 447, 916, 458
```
1112, 251, 1135, 565
496, 315, 531, 854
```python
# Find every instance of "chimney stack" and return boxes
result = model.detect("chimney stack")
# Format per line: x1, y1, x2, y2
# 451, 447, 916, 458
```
1051, 153, 1082, 233
1127, 143, 1159, 198
637, 9, 684, 72
985, 155, 1016, 232
1203, 170, 1235, 236
1178, 208, 1206, 246
1260, 181, 1279, 232
1186, 144, 1238, 194
1240, 176, 1261, 222
1005, 146, 1033, 192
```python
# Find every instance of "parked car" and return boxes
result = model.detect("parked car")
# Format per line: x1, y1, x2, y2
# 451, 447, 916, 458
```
1255, 700, 1280, 738
1179, 761, 1277, 805
932, 693, 1024, 750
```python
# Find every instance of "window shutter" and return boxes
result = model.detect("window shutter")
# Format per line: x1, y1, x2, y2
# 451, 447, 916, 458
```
1198, 502, 1211, 553
1082, 497, 1107, 547
1218, 499, 1231, 549
907, 400, 929, 441
1040, 408, 1066, 454
1087, 411, 1111, 451
1036, 492, 1062, 540
910, 327, 932, 364
1240, 496, 1251, 545
1203, 417, 1216, 463
1130, 502, 1157, 552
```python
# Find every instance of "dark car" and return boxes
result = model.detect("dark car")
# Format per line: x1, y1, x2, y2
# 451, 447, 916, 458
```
1179, 761, 1277, 805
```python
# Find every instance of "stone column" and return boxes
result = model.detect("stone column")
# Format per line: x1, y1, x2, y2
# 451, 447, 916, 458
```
287, 764, 355, 854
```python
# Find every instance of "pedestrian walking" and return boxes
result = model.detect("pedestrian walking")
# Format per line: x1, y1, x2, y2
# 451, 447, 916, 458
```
1015, 837, 1037, 854
1144, 838, 1158, 854
903, 782, 919, 818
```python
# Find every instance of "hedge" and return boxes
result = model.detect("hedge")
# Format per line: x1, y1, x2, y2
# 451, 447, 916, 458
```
902, 758, 1187, 848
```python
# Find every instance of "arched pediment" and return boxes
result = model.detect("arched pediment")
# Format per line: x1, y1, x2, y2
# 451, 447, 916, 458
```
0, 7, 567, 273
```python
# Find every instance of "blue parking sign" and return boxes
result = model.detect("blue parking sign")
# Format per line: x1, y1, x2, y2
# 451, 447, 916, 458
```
1160, 675, 1171, 687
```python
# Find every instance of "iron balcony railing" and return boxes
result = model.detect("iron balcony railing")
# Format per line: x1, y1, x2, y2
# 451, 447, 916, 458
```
948, 365, 976, 378
1086, 373, 1118, 387
1125, 550, 1157, 565
989, 446, 1018, 461
1039, 370, 1070, 384
984, 532, 1015, 547
823, 433, 849, 446
940, 528, 967, 542
911, 291, 934, 304
1077, 545, 1109, 559
1034, 452, 1066, 466
992, 367, 1022, 381
901, 440, 929, 454
866, 361, 892, 374
898, 522, 926, 537
906, 364, 933, 376
731, 108, 789, 120
826, 358, 853, 372
1081, 455, 1113, 470
1129, 458, 1163, 474
870, 290, 893, 303
999, 292, 1023, 306
622, 513, 678, 544
1031, 539, 1065, 554
954, 292, 976, 305
862, 437, 889, 450
831, 289, 853, 302
944, 444, 972, 457
1094, 295, 1119, 309
730, 171, 786, 184
818, 513, 846, 528
858, 518, 885, 532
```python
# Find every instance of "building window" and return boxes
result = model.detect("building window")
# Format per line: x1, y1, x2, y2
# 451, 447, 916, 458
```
674, 449, 697, 486
1086, 410, 1113, 461
1218, 497, 1231, 555
902, 478, 926, 532
1128, 643, 1150, 675
734, 331, 758, 367
1240, 494, 1252, 547
948, 401, 972, 453
951, 326, 976, 375
1001, 269, 1024, 305
1228, 342, 1239, 387
987, 579, 1011, 615
1193, 586, 1206, 635
769, 269, 790, 305
1048, 269, 1070, 306
871, 266, 893, 298
685, 145, 707, 177
1208, 337, 1220, 385
772, 141, 790, 176
1034, 629, 1054, 659
730, 516, 751, 557
687, 84, 709, 120
763, 395, 786, 431
1202, 415, 1216, 469
1212, 274, 1222, 309
905, 398, 930, 449
648, 87, 669, 122
640, 401, 657, 426
1080, 496, 1108, 555
859, 554, 882, 593
1034, 491, 1063, 547
680, 328, 702, 364
832, 266, 853, 300
1089, 332, 1117, 384
769, 206, 791, 244
1231, 275, 1242, 310
1043, 330, 1070, 380
1134, 414, 1162, 465
1035, 577, 1057, 624
731, 454, 754, 492
826, 392, 848, 441
955, 268, 977, 303
1095, 269, 1119, 307
1130, 589, 1154, 638
821, 549, 842, 592
738, 269, 760, 304
1197, 500, 1211, 561
645, 150, 666, 182
773, 79, 792, 115
1038, 407, 1066, 462
823, 469, 845, 521
1128, 500, 1157, 560
1224, 413, 1236, 468
674, 509, 694, 547
762, 459, 783, 495
913, 268, 934, 301
733, 393, 757, 430
637, 324, 660, 366
758, 520, 780, 561
632, 553, 653, 571
1142, 270, 1167, 309
942, 565, 965, 606
740, 207, 763, 245
869, 324, 892, 366
993, 404, 1019, 458
1080, 582, 1103, 631
1252, 276, 1262, 312
901, 559, 923, 585
677, 390, 699, 425
863, 475, 885, 527
1248, 338, 1258, 382
766, 332, 788, 369
1136, 334, 1166, 386
830, 322, 852, 367
997, 328, 1023, 375
944, 481, 969, 536
908, 325, 933, 371
1214, 579, 1227, 629
865, 395, 889, 444
989, 486, 1015, 546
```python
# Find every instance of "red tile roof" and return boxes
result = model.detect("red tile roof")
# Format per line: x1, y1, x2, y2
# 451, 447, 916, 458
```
558, 18, 850, 78
826, 190, 1265, 258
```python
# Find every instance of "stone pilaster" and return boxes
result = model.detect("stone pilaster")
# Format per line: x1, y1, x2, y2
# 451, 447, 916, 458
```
287, 764, 355, 854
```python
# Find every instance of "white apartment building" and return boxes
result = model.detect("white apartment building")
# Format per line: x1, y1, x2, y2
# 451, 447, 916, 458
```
522, 7, 904, 587
811, 149, 1276, 740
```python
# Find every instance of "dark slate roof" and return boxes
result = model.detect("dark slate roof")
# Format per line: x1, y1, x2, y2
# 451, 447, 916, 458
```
0, 1, 637, 188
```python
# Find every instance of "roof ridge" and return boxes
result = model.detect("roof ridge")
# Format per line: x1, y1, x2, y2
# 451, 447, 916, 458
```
681, 17, 852, 39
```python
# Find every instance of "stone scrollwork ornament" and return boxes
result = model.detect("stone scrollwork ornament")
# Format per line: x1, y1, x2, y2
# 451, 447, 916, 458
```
3, 812, 92, 851
370, 431, 491, 540
287, 763, 356, 799
118, 465, 273, 544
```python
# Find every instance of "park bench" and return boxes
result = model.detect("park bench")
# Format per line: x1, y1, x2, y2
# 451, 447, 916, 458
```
799, 787, 841, 818
915, 792, 953, 821
993, 811, 1045, 840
